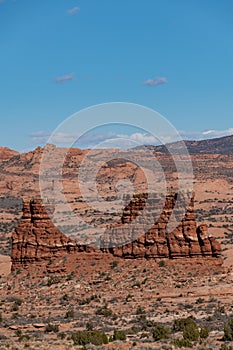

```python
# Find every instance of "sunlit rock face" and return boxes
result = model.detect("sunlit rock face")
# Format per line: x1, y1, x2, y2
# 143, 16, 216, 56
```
11, 191, 222, 271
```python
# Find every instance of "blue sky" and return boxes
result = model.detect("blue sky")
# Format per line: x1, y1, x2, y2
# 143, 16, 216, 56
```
1, 0, 233, 151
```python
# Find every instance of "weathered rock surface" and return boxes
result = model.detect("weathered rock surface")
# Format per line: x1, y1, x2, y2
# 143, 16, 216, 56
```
0, 147, 19, 163
11, 191, 222, 270
100, 192, 222, 259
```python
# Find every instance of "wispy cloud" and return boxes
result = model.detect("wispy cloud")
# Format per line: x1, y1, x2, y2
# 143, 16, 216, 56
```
54, 73, 74, 84
122, 133, 157, 145
67, 6, 80, 16
30, 127, 233, 149
143, 77, 167, 87
29, 131, 159, 148
30, 131, 80, 144
202, 128, 233, 137
180, 128, 233, 140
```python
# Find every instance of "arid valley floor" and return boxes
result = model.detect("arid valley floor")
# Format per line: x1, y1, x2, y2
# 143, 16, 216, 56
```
0, 136, 233, 349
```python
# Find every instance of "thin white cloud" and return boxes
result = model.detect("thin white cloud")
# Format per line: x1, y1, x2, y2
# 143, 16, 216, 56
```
54, 73, 74, 84
29, 128, 233, 148
30, 131, 80, 144
123, 133, 158, 145
143, 77, 167, 87
180, 128, 233, 140
67, 6, 80, 16
30, 131, 118, 147
202, 128, 233, 137
29, 131, 51, 144
29, 131, 160, 148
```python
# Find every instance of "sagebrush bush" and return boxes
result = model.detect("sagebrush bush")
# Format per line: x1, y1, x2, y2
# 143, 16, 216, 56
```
136, 305, 146, 315
224, 319, 233, 341
71, 330, 108, 346
183, 322, 199, 341
158, 260, 166, 267
95, 305, 113, 317
113, 330, 126, 341
47, 276, 60, 286
200, 326, 209, 339
219, 345, 233, 350
44, 323, 59, 333
196, 297, 205, 304
172, 338, 193, 348
152, 323, 170, 341
65, 309, 75, 319
173, 316, 196, 332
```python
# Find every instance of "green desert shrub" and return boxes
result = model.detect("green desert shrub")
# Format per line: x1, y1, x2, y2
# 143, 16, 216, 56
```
219, 345, 233, 350
86, 322, 94, 331
173, 316, 197, 332
110, 260, 118, 269
47, 276, 60, 286
196, 297, 205, 304
172, 338, 193, 348
95, 305, 113, 317
183, 321, 199, 341
11, 303, 19, 312
158, 260, 166, 267
13, 298, 23, 306
152, 323, 170, 341
113, 329, 126, 341
223, 318, 233, 341
18, 334, 30, 342
71, 330, 108, 346
44, 323, 59, 333
65, 309, 75, 319
200, 326, 210, 339
136, 305, 146, 315
78, 294, 99, 305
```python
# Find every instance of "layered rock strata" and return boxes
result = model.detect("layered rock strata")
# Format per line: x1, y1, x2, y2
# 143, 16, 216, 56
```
11, 192, 222, 269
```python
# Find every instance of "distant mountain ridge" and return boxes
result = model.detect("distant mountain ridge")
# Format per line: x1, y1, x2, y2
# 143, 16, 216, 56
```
147, 134, 233, 155
1, 134, 233, 159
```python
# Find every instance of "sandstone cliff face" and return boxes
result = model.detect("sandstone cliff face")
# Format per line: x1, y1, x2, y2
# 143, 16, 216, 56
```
11, 192, 222, 270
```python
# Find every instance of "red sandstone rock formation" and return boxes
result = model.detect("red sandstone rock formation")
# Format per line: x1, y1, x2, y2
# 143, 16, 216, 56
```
11, 192, 222, 270
101, 192, 221, 259
0, 147, 19, 163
